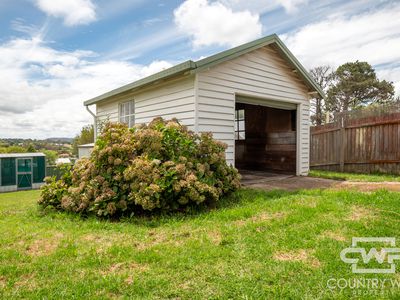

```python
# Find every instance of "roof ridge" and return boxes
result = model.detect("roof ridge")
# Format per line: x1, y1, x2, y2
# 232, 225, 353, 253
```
84, 34, 323, 106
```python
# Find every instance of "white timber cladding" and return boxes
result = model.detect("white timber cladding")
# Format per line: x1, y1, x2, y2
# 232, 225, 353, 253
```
96, 75, 196, 131
195, 45, 311, 175
94, 45, 312, 175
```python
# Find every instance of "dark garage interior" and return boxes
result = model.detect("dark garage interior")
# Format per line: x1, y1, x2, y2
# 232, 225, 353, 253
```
235, 102, 297, 174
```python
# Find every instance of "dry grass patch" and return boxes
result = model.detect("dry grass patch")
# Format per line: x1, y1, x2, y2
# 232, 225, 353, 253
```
81, 233, 135, 253
101, 262, 149, 277
320, 230, 347, 242
0, 275, 6, 288
207, 230, 222, 245
273, 249, 321, 268
347, 205, 375, 221
134, 229, 194, 251
234, 211, 286, 227
294, 197, 318, 208
336, 181, 400, 192
13, 273, 37, 291
26, 233, 63, 257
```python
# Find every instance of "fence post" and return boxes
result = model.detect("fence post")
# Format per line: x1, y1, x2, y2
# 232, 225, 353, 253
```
339, 115, 346, 172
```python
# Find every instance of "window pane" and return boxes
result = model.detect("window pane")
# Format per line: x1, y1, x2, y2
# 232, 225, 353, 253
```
235, 132, 239, 140
239, 120, 245, 131
234, 121, 238, 131
18, 159, 31, 172
238, 109, 244, 120
120, 103, 125, 117
129, 101, 135, 114
239, 132, 245, 140
129, 115, 135, 127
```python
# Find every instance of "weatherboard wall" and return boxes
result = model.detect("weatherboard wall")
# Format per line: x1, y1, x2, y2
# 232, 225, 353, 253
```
195, 45, 311, 175
96, 75, 196, 131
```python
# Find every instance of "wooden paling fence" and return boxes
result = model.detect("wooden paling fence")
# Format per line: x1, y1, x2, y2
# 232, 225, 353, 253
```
310, 109, 400, 174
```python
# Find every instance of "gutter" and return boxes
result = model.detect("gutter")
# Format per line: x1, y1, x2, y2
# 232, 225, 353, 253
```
85, 105, 97, 140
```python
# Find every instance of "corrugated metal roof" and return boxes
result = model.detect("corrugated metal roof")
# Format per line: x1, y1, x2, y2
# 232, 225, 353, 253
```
0, 152, 46, 158
83, 34, 324, 106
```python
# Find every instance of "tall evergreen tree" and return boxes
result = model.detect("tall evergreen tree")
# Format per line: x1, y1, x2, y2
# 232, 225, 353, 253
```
326, 61, 394, 113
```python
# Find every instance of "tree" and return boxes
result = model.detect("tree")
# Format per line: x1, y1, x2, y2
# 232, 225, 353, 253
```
27, 144, 36, 152
72, 124, 94, 156
309, 66, 334, 125
42, 149, 58, 165
326, 61, 395, 114
4, 145, 27, 153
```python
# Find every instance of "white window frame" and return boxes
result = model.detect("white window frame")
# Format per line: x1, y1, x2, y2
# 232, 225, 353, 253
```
235, 109, 245, 140
119, 100, 135, 128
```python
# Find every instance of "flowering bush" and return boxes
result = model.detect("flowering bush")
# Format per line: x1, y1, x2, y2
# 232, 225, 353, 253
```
39, 118, 240, 218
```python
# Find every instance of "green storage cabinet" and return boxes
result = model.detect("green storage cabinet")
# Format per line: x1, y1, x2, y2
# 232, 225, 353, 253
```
33, 156, 46, 183
0, 153, 46, 192
1, 158, 16, 186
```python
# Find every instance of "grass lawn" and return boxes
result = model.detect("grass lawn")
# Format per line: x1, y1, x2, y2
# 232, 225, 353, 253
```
1, 188, 400, 299
309, 169, 400, 182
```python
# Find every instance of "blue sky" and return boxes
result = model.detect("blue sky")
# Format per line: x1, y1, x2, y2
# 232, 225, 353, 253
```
0, 0, 399, 138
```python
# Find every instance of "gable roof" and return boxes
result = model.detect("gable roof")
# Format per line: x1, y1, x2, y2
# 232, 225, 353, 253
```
84, 34, 324, 106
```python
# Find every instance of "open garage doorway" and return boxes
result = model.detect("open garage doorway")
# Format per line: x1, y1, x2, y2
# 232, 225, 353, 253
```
235, 97, 297, 174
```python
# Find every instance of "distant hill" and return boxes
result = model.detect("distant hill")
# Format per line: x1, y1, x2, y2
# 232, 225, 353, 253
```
0, 137, 73, 144
45, 137, 74, 143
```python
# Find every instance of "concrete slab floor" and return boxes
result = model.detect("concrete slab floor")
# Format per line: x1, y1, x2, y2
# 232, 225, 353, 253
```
239, 170, 400, 192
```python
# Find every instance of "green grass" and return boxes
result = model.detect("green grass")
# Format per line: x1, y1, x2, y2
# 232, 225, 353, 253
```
309, 169, 400, 182
1, 188, 400, 299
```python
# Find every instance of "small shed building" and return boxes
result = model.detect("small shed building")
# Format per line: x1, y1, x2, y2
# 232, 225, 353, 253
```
83, 35, 323, 175
0, 153, 46, 192
78, 143, 95, 159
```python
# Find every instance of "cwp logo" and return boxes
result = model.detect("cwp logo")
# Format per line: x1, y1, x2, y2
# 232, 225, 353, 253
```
340, 237, 400, 274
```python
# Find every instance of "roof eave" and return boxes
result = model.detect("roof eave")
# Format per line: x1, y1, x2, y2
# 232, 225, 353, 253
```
83, 34, 325, 106
84, 60, 196, 106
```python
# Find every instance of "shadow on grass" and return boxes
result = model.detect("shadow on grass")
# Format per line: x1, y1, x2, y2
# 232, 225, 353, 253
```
37, 188, 302, 228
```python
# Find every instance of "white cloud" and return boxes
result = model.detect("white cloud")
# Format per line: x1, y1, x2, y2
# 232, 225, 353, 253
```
281, 4, 400, 95
35, 0, 96, 26
278, 0, 308, 13
219, 0, 308, 14
0, 36, 172, 138
174, 0, 262, 48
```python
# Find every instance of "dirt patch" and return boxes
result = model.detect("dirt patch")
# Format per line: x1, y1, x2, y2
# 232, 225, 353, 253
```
347, 205, 375, 221
26, 233, 63, 257
273, 249, 321, 268
335, 181, 400, 192
320, 230, 347, 242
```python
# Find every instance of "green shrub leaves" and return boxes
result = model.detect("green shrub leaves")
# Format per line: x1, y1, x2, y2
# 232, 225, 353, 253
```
39, 118, 240, 218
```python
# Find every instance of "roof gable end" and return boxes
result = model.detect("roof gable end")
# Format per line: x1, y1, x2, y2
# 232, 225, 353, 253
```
84, 34, 323, 106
